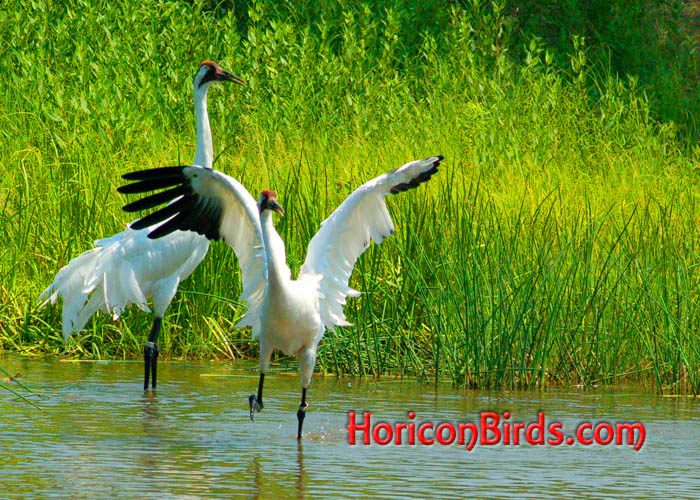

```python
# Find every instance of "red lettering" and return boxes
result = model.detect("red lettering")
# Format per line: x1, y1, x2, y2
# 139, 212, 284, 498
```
418, 423, 434, 445
395, 422, 407, 445
577, 423, 593, 445
548, 422, 564, 445
481, 412, 500, 445
503, 411, 511, 445
407, 404, 417, 445
513, 422, 525, 444
436, 423, 456, 445
373, 422, 393, 445
594, 423, 614, 445
458, 422, 478, 451
347, 411, 371, 445
616, 422, 646, 451
349, 413, 646, 451
526, 412, 545, 445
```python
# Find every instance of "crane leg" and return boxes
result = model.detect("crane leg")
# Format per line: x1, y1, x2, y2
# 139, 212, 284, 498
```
144, 317, 162, 391
249, 373, 265, 421
297, 387, 308, 440
296, 347, 315, 439
250, 344, 271, 421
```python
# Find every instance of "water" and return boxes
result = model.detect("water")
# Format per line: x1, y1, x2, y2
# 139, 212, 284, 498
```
1, 354, 699, 499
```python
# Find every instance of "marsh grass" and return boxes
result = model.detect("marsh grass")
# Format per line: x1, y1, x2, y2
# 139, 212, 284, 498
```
1, 0, 699, 392
0, 365, 44, 410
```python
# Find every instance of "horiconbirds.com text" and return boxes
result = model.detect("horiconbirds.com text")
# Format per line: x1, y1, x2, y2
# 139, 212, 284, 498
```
347, 411, 646, 451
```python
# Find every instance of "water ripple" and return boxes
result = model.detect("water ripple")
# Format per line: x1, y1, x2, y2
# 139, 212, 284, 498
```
1, 354, 699, 499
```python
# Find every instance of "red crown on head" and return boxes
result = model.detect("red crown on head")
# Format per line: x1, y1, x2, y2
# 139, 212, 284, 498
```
199, 61, 219, 70
261, 190, 277, 199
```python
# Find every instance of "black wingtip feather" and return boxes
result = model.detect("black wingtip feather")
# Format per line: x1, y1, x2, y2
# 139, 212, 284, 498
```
118, 177, 186, 195
123, 185, 188, 212
121, 165, 224, 242
121, 166, 185, 181
130, 196, 196, 230
389, 155, 442, 195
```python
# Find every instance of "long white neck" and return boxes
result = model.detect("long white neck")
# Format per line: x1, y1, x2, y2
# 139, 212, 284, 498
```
260, 210, 289, 289
193, 85, 213, 169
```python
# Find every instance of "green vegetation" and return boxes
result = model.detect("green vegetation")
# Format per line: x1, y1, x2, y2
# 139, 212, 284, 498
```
1, 0, 699, 393
0, 365, 43, 409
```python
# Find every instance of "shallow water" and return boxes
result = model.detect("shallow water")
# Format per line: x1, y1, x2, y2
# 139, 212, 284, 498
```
1, 354, 699, 499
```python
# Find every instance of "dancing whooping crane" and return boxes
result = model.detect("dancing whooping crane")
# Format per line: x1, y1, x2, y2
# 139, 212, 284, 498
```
118, 155, 442, 438
40, 62, 245, 390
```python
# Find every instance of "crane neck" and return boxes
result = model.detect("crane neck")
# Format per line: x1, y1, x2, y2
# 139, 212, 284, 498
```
193, 86, 213, 169
260, 210, 289, 289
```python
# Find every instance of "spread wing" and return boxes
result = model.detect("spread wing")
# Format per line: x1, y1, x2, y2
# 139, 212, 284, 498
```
118, 165, 267, 333
298, 156, 442, 330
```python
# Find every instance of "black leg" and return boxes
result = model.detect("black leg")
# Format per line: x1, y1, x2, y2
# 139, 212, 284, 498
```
144, 317, 162, 391
249, 373, 265, 421
144, 348, 150, 391
151, 345, 158, 389
297, 387, 308, 440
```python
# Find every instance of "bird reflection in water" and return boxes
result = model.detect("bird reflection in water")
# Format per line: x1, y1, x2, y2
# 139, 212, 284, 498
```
140, 390, 160, 422
138, 391, 162, 474
250, 441, 307, 500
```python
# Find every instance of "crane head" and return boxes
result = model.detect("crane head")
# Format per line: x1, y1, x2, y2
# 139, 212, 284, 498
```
258, 190, 285, 216
194, 61, 246, 89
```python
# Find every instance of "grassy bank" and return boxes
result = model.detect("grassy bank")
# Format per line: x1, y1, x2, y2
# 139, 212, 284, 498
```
1, 0, 699, 393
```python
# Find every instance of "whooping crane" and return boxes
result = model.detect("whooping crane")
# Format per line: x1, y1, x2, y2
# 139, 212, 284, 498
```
118, 155, 442, 438
40, 61, 245, 390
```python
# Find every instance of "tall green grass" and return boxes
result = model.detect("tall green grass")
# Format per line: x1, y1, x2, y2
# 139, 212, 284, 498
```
1, 0, 699, 393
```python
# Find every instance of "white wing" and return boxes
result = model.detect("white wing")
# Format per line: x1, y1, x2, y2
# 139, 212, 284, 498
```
298, 156, 442, 330
38, 226, 209, 340
119, 165, 267, 333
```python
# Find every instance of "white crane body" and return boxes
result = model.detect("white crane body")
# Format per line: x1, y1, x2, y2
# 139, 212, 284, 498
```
119, 155, 442, 437
40, 225, 207, 339
40, 62, 245, 390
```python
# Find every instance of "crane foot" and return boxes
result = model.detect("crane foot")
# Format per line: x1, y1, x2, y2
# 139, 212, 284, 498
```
249, 394, 263, 421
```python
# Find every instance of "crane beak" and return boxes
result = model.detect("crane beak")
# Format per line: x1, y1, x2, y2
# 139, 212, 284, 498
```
217, 69, 246, 86
269, 200, 285, 216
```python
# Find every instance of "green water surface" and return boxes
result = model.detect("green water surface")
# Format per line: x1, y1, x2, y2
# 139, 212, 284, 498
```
0, 354, 698, 499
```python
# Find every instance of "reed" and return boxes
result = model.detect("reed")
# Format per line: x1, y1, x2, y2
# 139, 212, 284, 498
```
1, 0, 698, 393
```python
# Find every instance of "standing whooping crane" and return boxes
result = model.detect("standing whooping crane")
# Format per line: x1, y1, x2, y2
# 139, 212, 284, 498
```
40, 62, 245, 390
118, 155, 442, 438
